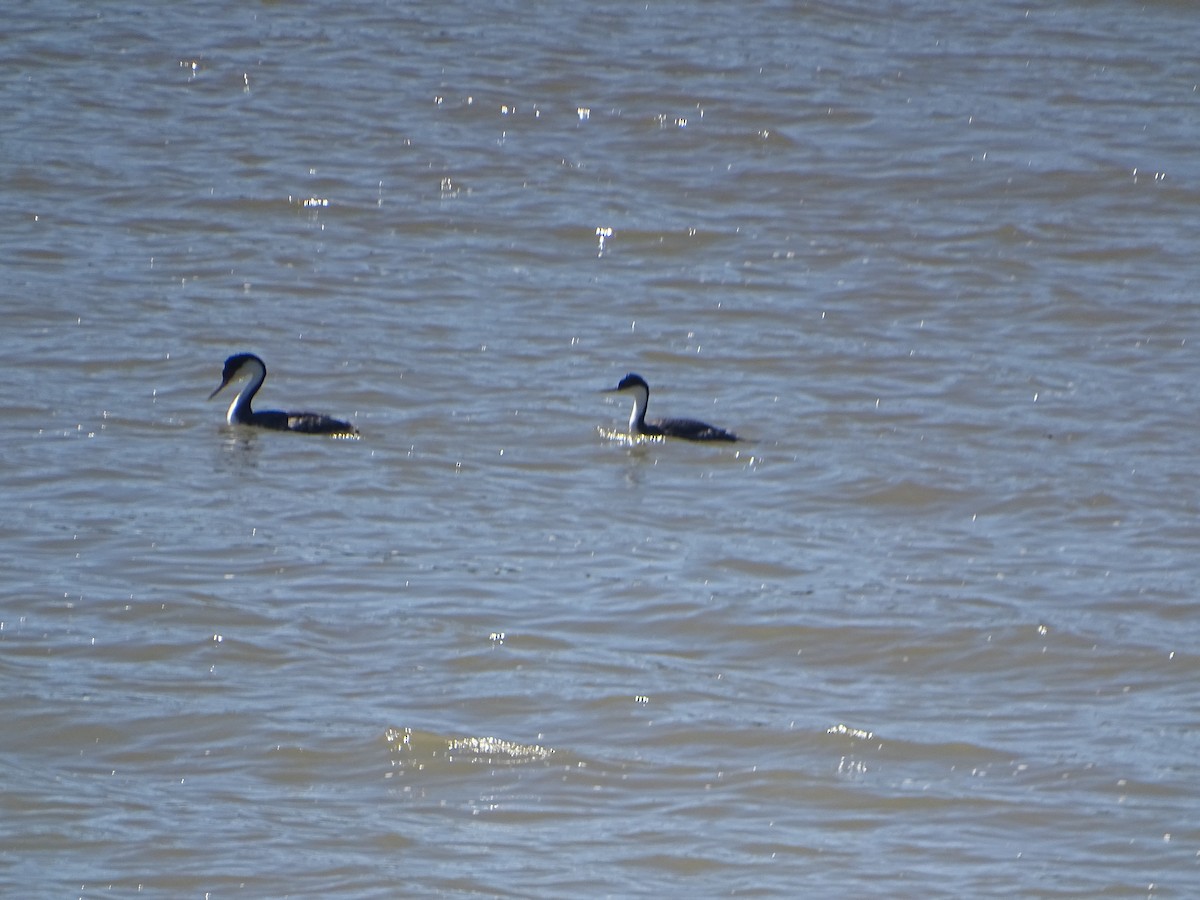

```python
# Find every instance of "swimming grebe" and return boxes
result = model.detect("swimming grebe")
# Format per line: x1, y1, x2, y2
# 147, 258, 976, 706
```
208, 353, 359, 437
605, 372, 738, 442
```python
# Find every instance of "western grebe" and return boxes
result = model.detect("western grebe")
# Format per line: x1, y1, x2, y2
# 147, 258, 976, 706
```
605, 372, 738, 442
208, 353, 359, 437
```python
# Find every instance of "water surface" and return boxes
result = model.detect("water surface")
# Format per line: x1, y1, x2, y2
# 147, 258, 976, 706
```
2, 1, 1199, 896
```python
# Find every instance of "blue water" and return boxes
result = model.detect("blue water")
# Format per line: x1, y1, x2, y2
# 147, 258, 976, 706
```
2, 1, 1199, 896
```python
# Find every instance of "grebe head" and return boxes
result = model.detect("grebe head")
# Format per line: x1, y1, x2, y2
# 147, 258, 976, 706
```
208, 353, 265, 400
605, 372, 651, 433
606, 372, 650, 397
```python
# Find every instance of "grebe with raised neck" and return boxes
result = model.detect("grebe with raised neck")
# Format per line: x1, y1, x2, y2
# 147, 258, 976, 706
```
208, 353, 359, 437
605, 372, 738, 442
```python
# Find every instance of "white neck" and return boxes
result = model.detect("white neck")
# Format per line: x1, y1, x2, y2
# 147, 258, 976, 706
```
626, 384, 649, 432
225, 360, 266, 424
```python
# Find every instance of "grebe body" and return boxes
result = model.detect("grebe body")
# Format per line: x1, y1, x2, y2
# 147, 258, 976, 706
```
605, 373, 738, 442
208, 353, 359, 437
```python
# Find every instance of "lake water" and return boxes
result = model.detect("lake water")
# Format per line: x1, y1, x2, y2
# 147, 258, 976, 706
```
3, 1, 1199, 896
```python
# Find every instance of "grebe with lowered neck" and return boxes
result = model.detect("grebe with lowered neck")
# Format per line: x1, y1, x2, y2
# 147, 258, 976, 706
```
208, 353, 359, 437
605, 372, 738, 442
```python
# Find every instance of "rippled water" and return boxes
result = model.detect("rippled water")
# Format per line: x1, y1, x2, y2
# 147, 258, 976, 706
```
3, 1, 1200, 896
